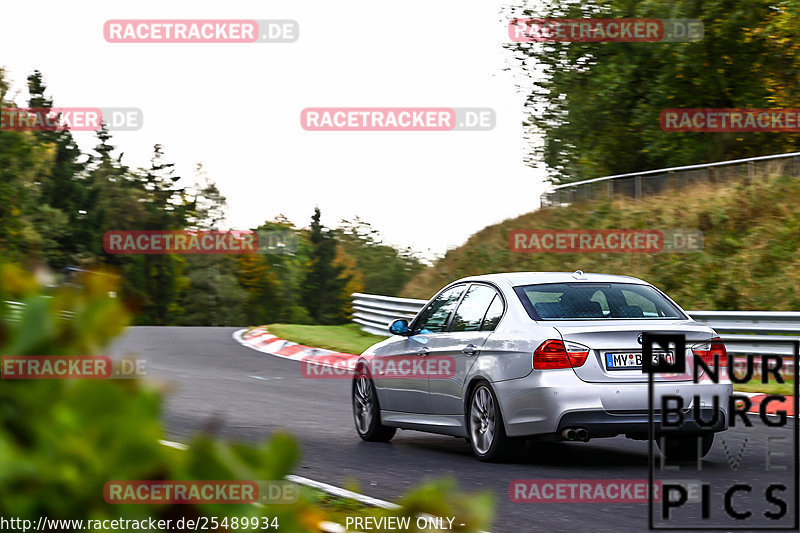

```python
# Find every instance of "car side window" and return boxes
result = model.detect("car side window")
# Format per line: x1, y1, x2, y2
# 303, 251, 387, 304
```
413, 285, 466, 334
480, 294, 504, 331
450, 285, 497, 332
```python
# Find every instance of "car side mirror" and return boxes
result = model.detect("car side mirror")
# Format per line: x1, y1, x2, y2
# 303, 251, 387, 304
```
388, 319, 410, 336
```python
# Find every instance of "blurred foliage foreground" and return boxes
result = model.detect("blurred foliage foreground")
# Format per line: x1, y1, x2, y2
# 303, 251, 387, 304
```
0, 265, 492, 532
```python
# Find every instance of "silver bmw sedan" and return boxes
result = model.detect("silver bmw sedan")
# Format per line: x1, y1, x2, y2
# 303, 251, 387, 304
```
351, 271, 732, 461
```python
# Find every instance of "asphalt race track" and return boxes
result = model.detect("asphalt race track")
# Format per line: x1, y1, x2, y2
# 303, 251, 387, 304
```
110, 327, 798, 533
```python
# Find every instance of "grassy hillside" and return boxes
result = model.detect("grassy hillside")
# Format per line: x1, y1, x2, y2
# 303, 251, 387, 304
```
401, 175, 800, 311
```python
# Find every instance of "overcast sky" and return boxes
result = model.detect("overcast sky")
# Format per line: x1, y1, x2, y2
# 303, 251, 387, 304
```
1, 0, 546, 260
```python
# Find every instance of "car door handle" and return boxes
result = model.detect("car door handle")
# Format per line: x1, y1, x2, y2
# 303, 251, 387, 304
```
417, 347, 430, 357
462, 344, 479, 356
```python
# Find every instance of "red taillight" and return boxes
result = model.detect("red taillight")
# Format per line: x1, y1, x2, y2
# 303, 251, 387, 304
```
533, 340, 589, 370
533, 340, 569, 369
692, 337, 728, 368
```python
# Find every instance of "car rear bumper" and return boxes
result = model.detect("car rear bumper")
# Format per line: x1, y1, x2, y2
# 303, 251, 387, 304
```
555, 407, 727, 438
491, 369, 732, 438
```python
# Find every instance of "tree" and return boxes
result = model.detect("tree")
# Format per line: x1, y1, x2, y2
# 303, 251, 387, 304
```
130, 145, 187, 325
0, 69, 55, 267
89, 125, 143, 260
336, 217, 423, 295
179, 254, 247, 326
300, 208, 350, 324
333, 243, 364, 319
248, 216, 309, 323
235, 253, 282, 325
185, 163, 225, 231
26, 71, 88, 269
505, 0, 798, 184
178, 166, 247, 326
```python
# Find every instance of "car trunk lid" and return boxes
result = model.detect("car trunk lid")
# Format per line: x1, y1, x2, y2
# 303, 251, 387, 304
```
546, 319, 716, 383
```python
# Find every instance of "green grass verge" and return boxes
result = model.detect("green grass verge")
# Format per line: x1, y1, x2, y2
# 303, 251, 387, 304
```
299, 485, 371, 516
267, 323, 387, 355
733, 380, 796, 396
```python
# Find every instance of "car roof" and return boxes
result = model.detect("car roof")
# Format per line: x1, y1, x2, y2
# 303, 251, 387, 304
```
451, 271, 650, 288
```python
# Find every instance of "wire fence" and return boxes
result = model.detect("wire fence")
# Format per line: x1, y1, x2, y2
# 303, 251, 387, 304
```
541, 152, 800, 206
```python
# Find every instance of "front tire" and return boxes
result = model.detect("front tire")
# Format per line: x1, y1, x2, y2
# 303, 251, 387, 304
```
467, 383, 520, 462
352, 368, 396, 442
657, 432, 714, 461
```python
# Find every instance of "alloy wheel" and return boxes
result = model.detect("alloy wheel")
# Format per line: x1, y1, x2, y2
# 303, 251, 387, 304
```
470, 385, 496, 455
353, 373, 374, 434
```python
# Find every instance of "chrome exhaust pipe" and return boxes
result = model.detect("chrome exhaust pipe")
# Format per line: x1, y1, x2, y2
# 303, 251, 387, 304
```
561, 428, 577, 441
575, 428, 590, 442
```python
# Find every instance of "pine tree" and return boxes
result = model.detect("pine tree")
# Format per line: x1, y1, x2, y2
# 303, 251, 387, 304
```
301, 207, 350, 324
26, 71, 87, 268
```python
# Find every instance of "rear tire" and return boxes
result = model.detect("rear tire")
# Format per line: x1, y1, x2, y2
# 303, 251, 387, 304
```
657, 432, 714, 461
352, 367, 396, 442
467, 383, 521, 462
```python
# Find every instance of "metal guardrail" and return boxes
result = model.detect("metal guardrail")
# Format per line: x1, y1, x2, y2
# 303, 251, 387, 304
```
688, 311, 800, 358
541, 151, 800, 206
351, 293, 427, 336
4, 300, 75, 322
351, 293, 798, 373
5, 301, 25, 322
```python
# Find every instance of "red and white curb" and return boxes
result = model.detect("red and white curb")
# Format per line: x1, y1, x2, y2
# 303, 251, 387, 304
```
233, 326, 360, 371
736, 391, 796, 417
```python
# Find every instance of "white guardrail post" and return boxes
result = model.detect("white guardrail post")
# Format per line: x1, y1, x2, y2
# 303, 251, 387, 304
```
351, 294, 797, 375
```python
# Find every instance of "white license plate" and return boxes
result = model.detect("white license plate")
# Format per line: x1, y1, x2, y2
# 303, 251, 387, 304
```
604, 351, 673, 370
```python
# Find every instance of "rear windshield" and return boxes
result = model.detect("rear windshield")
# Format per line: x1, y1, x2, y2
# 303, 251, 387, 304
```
514, 282, 684, 320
